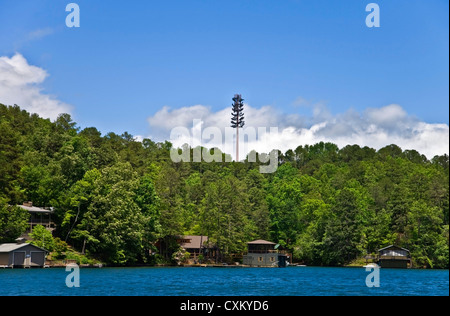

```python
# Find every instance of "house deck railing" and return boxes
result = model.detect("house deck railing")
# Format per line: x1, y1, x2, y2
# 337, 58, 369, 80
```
378, 255, 410, 261
247, 250, 281, 254
29, 219, 53, 225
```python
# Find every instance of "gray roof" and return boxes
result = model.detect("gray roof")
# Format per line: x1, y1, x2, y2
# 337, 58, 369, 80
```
17, 205, 53, 214
0, 243, 28, 252
0, 243, 48, 253
247, 239, 276, 245
378, 245, 410, 253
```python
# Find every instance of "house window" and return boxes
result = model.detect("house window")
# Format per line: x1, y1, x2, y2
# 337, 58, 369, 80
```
270, 256, 275, 262
258, 257, 263, 262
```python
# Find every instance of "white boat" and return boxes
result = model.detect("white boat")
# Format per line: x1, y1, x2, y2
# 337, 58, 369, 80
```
363, 263, 380, 268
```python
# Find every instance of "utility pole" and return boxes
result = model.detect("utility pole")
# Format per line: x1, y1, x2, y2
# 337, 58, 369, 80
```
230, 94, 245, 162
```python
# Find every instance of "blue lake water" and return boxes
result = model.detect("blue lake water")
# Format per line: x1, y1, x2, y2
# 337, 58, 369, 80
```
0, 266, 448, 296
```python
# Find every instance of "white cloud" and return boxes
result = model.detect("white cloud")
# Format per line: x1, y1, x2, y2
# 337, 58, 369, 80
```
0, 53, 72, 120
366, 104, 407, 125
147, 102, 449, 160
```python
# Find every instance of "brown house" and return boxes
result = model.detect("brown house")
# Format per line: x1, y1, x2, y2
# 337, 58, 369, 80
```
156, 235, 216, 261
177, 236, 209, 257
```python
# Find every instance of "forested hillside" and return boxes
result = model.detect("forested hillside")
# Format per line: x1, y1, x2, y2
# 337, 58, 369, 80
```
1, 104, 448, 268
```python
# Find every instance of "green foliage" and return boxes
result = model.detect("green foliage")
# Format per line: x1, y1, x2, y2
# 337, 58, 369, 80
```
0, 201, 30, 242
322, 188, 365, 266
30, 224, 55, 251
70, 163, 156, 264
0, 104, 448, 268
0, 120, 22, 202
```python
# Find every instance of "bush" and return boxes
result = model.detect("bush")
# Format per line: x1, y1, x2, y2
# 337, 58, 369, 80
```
29, 225, 55, 251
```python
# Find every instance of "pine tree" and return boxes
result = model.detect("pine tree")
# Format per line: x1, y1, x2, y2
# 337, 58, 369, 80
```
230, 94, 245, 161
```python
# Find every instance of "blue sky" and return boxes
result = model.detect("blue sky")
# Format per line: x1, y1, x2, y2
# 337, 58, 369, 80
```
0, 0, 448, 157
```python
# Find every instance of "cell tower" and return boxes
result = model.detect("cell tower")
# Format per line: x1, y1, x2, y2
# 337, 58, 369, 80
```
231, 94, 245, 162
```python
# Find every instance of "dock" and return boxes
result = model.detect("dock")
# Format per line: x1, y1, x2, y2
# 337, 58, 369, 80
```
1, 265, 13, 268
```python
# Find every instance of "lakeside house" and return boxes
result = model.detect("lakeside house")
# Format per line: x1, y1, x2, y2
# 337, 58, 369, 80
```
377, 245, 411, 268
243, 239, 289, 267
177, 235, 216, 261
17, 201, 55, 235
0, 238, 48, 268
156, 235, 216, 262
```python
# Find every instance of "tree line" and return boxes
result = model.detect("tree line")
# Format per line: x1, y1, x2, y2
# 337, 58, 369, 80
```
0, 104, 448, 268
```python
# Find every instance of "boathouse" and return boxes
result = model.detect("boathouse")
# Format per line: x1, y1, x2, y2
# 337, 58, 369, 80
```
243, 240, 288, 267
377, 245, 411, 269
0, 238, 48, 268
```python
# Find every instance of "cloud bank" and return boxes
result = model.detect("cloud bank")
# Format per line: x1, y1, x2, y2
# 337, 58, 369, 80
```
0, 53, 72, 120
147, 103, 449, 160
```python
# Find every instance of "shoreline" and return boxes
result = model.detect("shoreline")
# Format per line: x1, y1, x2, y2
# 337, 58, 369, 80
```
31, 262, 449, 270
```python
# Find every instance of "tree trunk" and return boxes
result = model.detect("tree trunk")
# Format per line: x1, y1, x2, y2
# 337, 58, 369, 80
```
236, 125, 239, 162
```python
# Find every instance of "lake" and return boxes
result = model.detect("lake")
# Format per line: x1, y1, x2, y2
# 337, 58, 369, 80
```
0, 266, 448, 296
